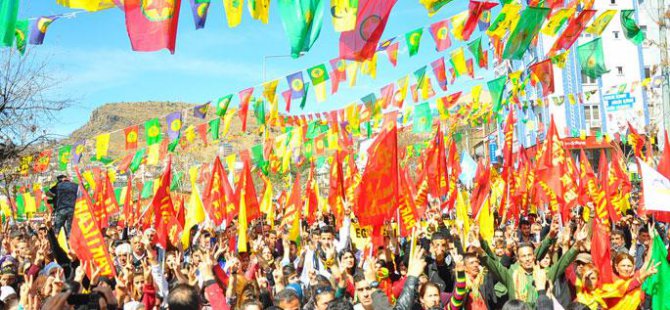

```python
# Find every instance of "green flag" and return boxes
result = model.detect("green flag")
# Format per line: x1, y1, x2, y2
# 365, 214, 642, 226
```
467, 37, 485, 67
578, 38, 608, 79
642, 235, 670, 310
251, 144, 269, 175
15, 194, 24, 220
145, 118, 162, 146
413, 66, 427, 90
141, 180, 154, 199
254, 100, 266, 125
170, 171, 184, 191
502, 7, 550, 60
168, 139, 179, 152
487, 76, 507, 115
216, 94, 233, 117
277, 0, 325, 58
307, 63, 329, 85
0, 0, 19, 47
208, 118, 220, 140
621, 10, 645, 45
304, 139, 314, 159
405, 27, 423, 57
129, 148, 146, 173
300, 82, 310, 109
413, 102, 432, 134
14, 19, 27, 55
58, 145, 71, 171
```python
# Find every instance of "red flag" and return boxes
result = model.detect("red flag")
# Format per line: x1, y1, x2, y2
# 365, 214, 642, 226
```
124, 0, 182, 53
591, 218, 614, 285
236, 153, 261, 222
658, 132, 670, 178
385, 42, 399, 66
379, 83, 395, 109
580, 149, 612, 224
431, 57, 448, 91
281, 173, 302, 241
627, 122, 645, 158
329, 152, 346, 226
282, 89, 292, 112
305, 162, 318, 225
33, 150, 52, 173
71, 170, 117, 278
355, 125, 398, 227
548, 10, 596, 55
238, 87, 254, 131
203, 157, 231, 226
429, 20, 452, 52
151, 157, 177, 249
445, 140, 460, 210
470, 159, 491, 217
529, 59, 555, 96
196, 123, 208, 146
339, 0, 398, 61
398, 168, 418, 237
124, 125, 139, 150
460, 1, 498, 41
122, 175, 133, 228
419, 124, 448, 199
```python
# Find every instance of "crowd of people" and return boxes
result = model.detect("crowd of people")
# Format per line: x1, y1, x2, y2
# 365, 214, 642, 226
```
0, 170, 666, 310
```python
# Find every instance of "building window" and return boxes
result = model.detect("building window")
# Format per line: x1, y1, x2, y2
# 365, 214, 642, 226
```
584, 104, 601, 129
610, 0, 616, 4
613, 31, 620, 39
645, 66, 651, 78
640, 25, 647, 33
616, 66, 624, 75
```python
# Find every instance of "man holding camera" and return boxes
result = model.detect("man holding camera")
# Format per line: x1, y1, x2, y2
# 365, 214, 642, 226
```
46, 174, 78, 237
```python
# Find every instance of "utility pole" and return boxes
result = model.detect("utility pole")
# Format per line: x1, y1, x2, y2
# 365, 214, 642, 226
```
660, 0, 670, 132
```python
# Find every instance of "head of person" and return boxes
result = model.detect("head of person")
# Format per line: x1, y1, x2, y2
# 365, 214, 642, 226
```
56, 175, 69, 183
353, 273, 375, 309
581, 264, 599, 291
267, 230, 278, 246
519, 220, 531, 237
115, 243, 131, 266
326, 298, 354, 310
638, 227, 651, 247
418, 282, 441, 310
130, 235, 145, 256
538, 251, 552, 269
319, 226, 336, 249
494, 229, 505, 244
167, 283, 201, 310
493, 239, 506, 257
131, 272, 145, 297
274, 288, 301, 310
338, 250, 356, 272
517, 243, 536, 271
574, 253, 592, 278
613, 252, 635, 279
430, 231, 449, 261
238, 282, 261, 308
502, 299, 531, 310
611, 230, 625, 248
240, 300, 263, 310
198, 230, 212, 251
462, 252, 481, 277
313, 285, 335, 310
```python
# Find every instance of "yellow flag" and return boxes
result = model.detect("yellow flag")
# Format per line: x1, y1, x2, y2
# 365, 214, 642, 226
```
223, 0, 244, 27
478, 197, 494, 244
57, 0, 114, 12
330, 0, 357, 31
23, 192, 36, 214
82, 170, 96, 191
455, 190, 470, 239
182, 166, 206, 248
436, 96, 449, 120
248, 0, 270, 23
450, 10, 469, 41
225, 154, 237, 174
471, 84, 483, 107
551, 50, 570, 69
107, 169, 116, 183
222, 108, 237, 137
95, 133, 110, 160
450, 47, 468, 77
262, 79, 279, 103
184, 125, 196, 143
314, 83, 328, 102
541, 8, 575, 36
361, 54, 378, 79
585, 10, 617, 36
486, 4, 521, 38
57, 228, 70, 253
147, 144, 160, 166
238, 188, 248, 252
347, 61, 359, 87
0, 198, 10, 219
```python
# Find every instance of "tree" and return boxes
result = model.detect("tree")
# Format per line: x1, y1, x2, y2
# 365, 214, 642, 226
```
0, 47, 72, 214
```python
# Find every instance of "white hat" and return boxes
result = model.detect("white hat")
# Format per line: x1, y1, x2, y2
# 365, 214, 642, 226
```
0, 286, 16, 302
115, 243, 132, 256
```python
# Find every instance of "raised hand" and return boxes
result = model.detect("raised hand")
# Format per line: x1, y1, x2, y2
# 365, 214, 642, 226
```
407, 248, 427, 278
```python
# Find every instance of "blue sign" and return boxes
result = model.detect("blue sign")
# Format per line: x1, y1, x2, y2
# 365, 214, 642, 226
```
489, 141, 498, 164
603, 93, 635, 111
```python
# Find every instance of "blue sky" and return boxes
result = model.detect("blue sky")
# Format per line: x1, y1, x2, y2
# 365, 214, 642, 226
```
22, 0, 490, 137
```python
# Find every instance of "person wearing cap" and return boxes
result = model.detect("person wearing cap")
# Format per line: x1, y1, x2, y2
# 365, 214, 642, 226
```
46, 174, 78, 237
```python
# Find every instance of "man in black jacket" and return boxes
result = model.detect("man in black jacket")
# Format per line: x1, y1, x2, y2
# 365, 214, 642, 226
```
425, 231, 456, 293
46, 175, 78, 237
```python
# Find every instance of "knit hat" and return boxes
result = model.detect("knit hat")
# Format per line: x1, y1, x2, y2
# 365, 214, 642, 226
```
286, 283, 303, 300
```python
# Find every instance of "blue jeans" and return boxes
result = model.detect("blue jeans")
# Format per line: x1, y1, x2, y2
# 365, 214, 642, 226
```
53, 208, 74, 237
